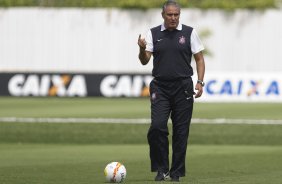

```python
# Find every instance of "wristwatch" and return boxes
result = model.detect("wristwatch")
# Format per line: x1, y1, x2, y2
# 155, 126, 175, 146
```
197, 80, 205, 87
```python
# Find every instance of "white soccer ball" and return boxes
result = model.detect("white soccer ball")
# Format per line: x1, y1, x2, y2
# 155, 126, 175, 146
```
104, 162, 127, 183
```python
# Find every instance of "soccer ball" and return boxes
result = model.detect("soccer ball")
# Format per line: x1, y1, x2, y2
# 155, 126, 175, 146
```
104, 162, 126, 183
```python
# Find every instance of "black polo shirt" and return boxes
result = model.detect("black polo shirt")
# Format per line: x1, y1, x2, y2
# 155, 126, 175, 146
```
150, 24, 193, 81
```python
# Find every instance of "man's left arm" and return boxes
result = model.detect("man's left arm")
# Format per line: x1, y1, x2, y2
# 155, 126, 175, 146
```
194, 51, 205, 98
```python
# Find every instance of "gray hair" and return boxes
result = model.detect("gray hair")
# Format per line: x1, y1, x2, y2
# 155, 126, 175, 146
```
162, 0, 181, 13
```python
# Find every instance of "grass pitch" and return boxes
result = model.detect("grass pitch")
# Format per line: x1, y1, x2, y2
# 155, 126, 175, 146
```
1, 97, 282, 183
1, 144, 282, 184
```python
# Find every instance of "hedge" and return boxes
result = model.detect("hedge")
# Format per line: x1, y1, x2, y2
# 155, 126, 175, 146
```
0, 0, 277, 10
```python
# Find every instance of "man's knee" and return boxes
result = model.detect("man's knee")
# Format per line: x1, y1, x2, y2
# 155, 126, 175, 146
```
147, 126, 169, 141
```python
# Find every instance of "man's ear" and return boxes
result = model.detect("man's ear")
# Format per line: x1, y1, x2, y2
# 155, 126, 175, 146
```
161, 12, 165, 19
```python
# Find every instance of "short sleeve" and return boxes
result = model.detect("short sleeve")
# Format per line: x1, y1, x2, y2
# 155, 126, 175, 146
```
145, 30, 153, 52
190, 29, 204, 54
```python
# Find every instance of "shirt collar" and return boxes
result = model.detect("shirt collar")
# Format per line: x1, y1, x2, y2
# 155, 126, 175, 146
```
161, 23, 182, 31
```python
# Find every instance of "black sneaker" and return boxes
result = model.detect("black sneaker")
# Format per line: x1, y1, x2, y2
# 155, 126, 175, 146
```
170, 175, 180, 182
155, 171, 168, 181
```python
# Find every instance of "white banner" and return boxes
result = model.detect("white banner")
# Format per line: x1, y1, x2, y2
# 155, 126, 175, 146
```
1, 8, 282, 74
198, 73, 282, 102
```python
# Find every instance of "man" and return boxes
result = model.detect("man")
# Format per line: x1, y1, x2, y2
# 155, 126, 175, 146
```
137, 0, 205, 182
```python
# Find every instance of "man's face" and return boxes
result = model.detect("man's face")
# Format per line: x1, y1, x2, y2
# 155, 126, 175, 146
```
162, 5, 180, 31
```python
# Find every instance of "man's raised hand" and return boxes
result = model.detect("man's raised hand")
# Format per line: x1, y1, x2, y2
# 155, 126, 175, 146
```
138, 34, 146, 50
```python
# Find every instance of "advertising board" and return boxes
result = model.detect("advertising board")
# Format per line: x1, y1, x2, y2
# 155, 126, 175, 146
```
1, 73, 281, 102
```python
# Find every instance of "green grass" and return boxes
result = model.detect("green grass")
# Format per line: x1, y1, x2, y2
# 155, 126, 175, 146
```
1, 97, 282, 119
0, 97, 150, 118
1, 97, 282, 183
1, 144, 282, 184
1, 123, 282, 145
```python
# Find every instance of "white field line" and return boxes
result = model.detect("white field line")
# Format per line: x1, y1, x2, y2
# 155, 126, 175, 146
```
1, 117, 282, 125
0, 117, 150, 124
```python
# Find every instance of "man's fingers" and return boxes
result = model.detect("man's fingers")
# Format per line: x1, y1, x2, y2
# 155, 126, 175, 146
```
195, 92, 201, 98
194, 84, 203, 98
138, 34, 147, 49
194, 91, 200, 98
194, 89, 203, 98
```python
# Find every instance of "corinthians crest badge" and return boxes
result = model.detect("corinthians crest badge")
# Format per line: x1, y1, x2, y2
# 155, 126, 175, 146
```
179, 36, 186, 44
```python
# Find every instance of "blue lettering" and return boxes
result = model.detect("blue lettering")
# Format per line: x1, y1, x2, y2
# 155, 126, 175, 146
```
266, 81, 279, 95
220, 80, 232, 95
237, 80, 243, 95
206, 80, 216, 95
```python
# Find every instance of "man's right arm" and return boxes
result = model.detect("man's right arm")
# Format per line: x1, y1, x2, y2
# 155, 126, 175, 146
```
138, 34, 152, 65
